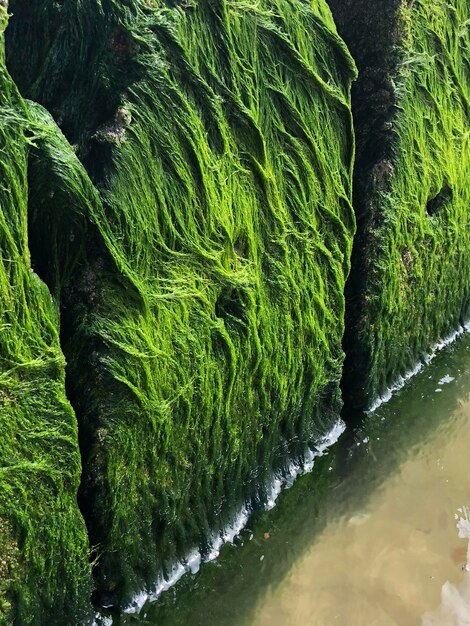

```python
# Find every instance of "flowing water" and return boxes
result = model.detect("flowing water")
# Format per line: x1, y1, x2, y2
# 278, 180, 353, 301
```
110, 330, 470, 626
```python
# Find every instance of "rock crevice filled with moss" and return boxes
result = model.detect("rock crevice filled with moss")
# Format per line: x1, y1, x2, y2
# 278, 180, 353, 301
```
3, 0, 356, 616
329, 0, 470, 409
0, 5, 93, 623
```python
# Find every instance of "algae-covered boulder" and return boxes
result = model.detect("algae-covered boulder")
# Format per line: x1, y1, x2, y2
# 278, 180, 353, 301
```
328, 0, 470, 409
6, 0, 356, 604
0, 6, 93, 625
2, 0, 469, 619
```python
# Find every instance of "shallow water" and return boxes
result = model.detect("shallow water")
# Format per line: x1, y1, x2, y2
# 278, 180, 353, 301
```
112, 331, 470, 626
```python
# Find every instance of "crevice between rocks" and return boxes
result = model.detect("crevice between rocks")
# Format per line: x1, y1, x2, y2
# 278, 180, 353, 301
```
327, 0, 403, 413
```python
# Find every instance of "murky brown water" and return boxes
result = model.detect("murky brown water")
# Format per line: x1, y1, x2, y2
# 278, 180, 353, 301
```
253, 392, 470, 626
111, 330, 470, 626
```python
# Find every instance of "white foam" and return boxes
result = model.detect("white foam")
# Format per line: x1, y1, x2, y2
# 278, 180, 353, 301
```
438, 375, 455, 385
317, 419, 346, 453
265, 419, 345, 511
120, 419, 345, 616
122, 590, 148, 615
367, 321, 469, 413
186, 551, 202, 574
457, 508, 470, 542
91, 614, 113, 626
367, 361, 423, 413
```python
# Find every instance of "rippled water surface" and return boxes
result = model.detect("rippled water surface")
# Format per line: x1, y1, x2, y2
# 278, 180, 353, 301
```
114, 331, 470, 626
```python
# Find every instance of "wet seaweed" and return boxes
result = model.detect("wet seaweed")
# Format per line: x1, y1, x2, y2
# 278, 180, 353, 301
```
5, 0, 356, 611
332, 0, 470, 409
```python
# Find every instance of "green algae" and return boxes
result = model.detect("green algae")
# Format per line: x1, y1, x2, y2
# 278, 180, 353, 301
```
2, 0, 469, 618
0, 518, 19, 620
6, 0, 356, 605
1, 0, 469, 619
330, 0, 470, 409
0, 8, 95, 622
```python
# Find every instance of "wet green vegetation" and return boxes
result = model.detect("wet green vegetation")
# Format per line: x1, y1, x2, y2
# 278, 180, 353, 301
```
0, 0, 468, 623
109, 331, 470, 626
331, 0, 470, 409
4, 0, 356, 616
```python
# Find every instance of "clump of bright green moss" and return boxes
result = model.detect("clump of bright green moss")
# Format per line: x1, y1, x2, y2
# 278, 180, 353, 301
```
0, 518, 19, 620
6, 0, 356, 605
330, 0, 470, 409
3, 0, 469, 619
0, 6, 95, 623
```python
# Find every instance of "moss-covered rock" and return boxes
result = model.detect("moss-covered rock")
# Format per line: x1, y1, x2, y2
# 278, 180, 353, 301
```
329, 0, 470, 409
0, 6, 93, 624
6, 0, 356, 605
2, 0, 469, 619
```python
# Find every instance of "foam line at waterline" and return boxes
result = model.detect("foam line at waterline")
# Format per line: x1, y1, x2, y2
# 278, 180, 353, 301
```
367, 321, 470, 413
105, 420, 346, 619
